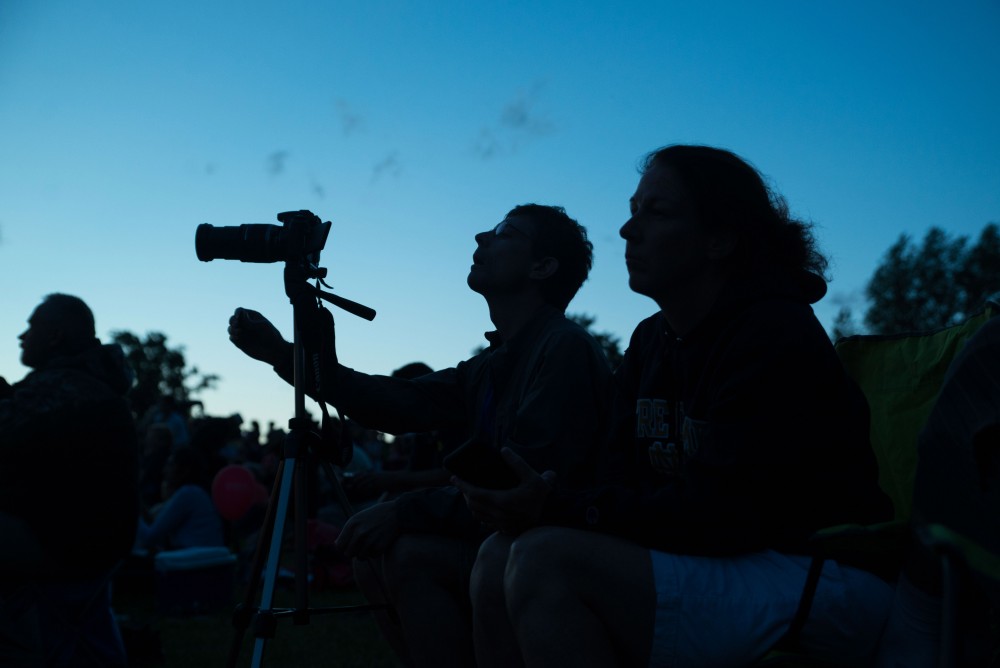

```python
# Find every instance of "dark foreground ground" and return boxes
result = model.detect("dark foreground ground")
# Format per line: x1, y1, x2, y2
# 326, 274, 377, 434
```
112, 572, 401, 668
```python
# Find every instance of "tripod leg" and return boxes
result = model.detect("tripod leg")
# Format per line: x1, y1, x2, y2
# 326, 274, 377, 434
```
225, 459, 286, 668
249, 454, 299, 668
294, 455, 310, 624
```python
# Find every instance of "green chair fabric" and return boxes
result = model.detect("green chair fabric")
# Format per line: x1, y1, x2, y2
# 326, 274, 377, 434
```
799, 304, 998, 580
762, 301, 998, 666
834, 304, 997, 523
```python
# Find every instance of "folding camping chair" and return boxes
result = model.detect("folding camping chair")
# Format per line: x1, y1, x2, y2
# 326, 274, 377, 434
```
910, 307, 1000, 668
760, 298, 999, 667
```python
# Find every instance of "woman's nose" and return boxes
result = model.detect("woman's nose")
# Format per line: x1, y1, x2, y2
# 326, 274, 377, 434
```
619, 217, 635, 240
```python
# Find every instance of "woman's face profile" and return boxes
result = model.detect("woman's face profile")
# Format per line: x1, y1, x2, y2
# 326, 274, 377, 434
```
620, 164, 714, 304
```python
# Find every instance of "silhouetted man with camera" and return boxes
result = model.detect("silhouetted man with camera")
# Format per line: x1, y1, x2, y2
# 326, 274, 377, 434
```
229, 204, 613, 667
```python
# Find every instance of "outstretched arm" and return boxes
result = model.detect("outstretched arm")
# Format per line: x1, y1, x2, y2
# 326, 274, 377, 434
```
227, 306, 464, 435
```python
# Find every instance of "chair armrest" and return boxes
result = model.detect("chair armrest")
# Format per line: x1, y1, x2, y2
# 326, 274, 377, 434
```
807, 520, 910, 581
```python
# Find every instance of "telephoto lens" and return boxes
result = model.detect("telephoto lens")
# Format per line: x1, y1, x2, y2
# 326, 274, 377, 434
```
195, 223, 286, 263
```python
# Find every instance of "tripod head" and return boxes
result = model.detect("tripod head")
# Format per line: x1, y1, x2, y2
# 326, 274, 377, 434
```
281, 224, 376, 469
197, 209, 376, 467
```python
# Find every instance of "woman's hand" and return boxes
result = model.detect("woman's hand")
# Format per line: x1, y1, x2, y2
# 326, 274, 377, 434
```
452, 448, 554, 534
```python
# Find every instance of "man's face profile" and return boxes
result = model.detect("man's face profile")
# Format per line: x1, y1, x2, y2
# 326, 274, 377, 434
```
19, 304, 59, 369
467, 215, 538, 297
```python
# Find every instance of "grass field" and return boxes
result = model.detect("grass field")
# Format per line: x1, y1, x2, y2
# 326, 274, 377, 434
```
113, 572, 402, 667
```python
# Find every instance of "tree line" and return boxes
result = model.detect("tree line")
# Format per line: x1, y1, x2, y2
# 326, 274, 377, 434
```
833, 222, 1000, 339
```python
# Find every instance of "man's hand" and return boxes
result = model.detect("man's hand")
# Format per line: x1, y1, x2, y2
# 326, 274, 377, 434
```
335, 500, 402, 559
452, 448, 554, 535
228, 308, 289, 366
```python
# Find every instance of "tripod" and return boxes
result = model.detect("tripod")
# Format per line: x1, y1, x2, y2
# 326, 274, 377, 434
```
225, 263, 383, 668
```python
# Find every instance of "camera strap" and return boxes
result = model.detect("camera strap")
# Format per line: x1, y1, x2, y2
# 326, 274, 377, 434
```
301, 301, 353, 467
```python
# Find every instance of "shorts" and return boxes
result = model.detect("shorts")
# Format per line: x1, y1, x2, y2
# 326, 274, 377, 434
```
649, 549, 893, 667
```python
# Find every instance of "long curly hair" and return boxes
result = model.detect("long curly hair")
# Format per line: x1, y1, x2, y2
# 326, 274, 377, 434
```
641, 145, 829, 286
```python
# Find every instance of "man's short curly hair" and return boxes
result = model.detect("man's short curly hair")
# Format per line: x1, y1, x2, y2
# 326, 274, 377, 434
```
506, 203, 593, 311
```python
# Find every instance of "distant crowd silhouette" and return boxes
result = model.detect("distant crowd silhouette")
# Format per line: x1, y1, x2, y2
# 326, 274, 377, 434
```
3, 144, 996, 667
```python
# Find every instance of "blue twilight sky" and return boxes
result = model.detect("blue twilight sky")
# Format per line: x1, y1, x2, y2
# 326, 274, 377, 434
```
2, 1, 998, 431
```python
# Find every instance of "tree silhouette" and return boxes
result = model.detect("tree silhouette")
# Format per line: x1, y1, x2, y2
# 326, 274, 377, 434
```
841, 223, 1000, 336
955, 223, 1000, 316
865, 228, 964, 333
111, 330, 218, 419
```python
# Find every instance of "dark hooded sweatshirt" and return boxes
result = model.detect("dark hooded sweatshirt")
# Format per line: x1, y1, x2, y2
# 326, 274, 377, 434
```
0, 342, 139, 578
543, 272, 891, 557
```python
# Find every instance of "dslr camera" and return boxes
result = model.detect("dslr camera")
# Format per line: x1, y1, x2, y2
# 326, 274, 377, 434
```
196, 210, 331, 264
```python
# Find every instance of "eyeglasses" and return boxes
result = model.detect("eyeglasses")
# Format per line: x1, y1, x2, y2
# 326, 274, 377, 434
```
493, 218, 534, 240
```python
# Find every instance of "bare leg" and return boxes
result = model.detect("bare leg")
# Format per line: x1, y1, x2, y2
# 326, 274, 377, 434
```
505, 527, 655, 668
382, 533, 478, 668
469, 532, 523, 668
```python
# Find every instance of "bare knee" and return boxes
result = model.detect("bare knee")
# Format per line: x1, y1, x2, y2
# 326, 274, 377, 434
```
470, 532, 513, 611
503, 528, 656, 667
504, 527, 653, 614
381, 533, 432, 595
382, 533, 476, 601
503, 528, 579, 614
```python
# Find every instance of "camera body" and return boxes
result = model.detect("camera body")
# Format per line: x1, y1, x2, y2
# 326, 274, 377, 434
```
196, 210, 331, 264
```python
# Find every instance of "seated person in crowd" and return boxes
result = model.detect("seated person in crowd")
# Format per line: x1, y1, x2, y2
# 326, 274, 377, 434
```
460, 145, 894, 668
137, 446, 224, 551
139, 423, 174, 508
228, 203, 613, 667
